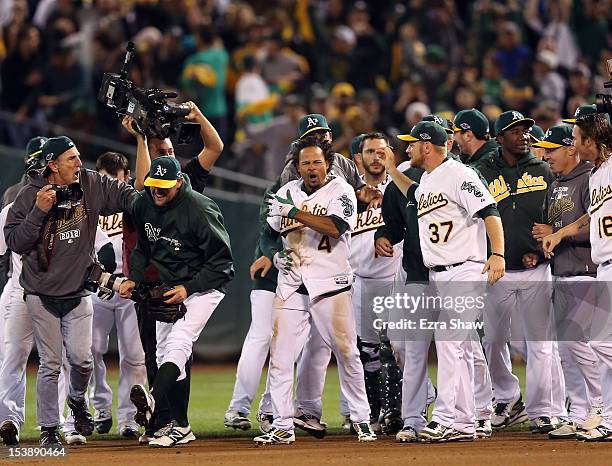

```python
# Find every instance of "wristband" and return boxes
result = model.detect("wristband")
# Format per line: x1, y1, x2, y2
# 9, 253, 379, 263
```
491, 252, 504, 259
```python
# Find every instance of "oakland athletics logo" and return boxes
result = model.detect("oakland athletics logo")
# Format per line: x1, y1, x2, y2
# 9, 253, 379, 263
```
144, 223, 160, 242
154, 165, 167, 176
307, 117, 318, 128
339, 194, 354, 217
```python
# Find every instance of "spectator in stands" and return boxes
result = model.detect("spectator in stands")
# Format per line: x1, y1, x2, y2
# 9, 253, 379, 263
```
533, 50, 565, 106
1, 24, 45, 147
260, 33, 307, 94
493, 21, 531, 81
181, 25, 229, 143
37, 43, 86, 127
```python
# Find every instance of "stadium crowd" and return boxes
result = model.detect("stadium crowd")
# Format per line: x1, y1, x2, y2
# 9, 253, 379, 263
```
0, 0, 611, 180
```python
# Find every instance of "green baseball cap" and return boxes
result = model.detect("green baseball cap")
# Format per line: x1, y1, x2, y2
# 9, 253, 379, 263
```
398, 121, 448, 146
350, 134, 365, 157
532, 125, 574, 149
25, 136, 48, 160
562, 104, 597, 124
298, 113, 331, 139
529, 124, 546, 143
453, 108, 489, 138
42, 136, 76, 162
494, 110, 535, 136
144, 156, 183, 189
422, 114, 453, 135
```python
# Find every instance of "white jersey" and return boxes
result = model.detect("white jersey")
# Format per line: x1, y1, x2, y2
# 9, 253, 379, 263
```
588, 157, 612, 264
350, 175, 402, 278
268, 176, 357, 300
98, 212, 124, 274
416, 158, 495, 268
0, 203, 22, 290
396, 160, 412, 172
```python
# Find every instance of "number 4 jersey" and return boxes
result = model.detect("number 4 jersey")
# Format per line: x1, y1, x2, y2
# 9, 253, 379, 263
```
415, 158, 496, 268
589, 157, 612, 265
268, 176, 357, 300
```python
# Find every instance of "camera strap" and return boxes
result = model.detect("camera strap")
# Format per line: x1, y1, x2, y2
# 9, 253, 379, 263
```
37, 210, 61, 272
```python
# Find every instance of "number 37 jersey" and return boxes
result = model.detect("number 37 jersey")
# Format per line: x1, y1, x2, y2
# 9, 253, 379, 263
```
268, 176, 357, 299
416, 159, 496, 268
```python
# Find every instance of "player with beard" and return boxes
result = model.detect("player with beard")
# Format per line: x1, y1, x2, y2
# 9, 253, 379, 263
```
349, 133, 403, 433
543, 113, 612, 441
253, 137, 375, 444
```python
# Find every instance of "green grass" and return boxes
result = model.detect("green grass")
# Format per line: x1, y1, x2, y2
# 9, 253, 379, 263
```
20, 363, 528, 441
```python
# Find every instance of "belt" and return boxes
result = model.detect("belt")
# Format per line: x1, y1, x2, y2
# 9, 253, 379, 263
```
430, 262, 465, 273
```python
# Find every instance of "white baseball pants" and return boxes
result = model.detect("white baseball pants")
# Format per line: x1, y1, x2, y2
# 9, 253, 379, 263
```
90, 293, 146, 429
270, 290, 370, 431
227, 289, 275, 415
483, 264, 554, 419
428, 261, 487, 434
156, 290, 225, 380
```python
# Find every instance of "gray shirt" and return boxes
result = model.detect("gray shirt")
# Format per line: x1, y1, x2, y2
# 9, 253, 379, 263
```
4, 168, 139, 297
544, 161, 595, 277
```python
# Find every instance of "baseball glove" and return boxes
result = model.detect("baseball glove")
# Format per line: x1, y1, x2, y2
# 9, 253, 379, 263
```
142, 284, 187, 323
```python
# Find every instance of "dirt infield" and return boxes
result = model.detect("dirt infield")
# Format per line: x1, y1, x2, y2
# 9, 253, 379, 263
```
3, 432, 611, 466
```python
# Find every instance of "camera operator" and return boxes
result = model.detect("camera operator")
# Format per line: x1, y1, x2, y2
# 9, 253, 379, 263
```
124, 100, 222, 193
120, 100, 224, 443
3, 136, 139, 449
117, 156, 233, 447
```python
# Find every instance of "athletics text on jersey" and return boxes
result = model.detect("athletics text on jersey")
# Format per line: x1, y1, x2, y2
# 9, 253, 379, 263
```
268, 176, 357, 299
350, 175, 402, 278
589, 158, 612, 264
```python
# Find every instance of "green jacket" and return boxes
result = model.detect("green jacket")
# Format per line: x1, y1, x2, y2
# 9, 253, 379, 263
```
181, 48, 229, 118
472, 148, 555, 270
251, 178, 282, 293
462, 139, 498, 166
130, 175, 234, 295
374, 168, 429, 283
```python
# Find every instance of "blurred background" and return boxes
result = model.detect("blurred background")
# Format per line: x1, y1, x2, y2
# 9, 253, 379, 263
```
0, 0, 611, 358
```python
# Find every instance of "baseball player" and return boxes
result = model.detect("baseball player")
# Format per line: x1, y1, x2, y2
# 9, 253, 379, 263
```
472, 110, 558, 434
453, 108, 498, 166
531, 125, 603, 439
543, 113, 612, 441
449, 109, 497, 437
349, 134, 366, 175
349, 132, 403, 432
424, 114, 494, 439
121, 103, 223, 443
529, 125, 546, 160
119, 156, 234, 448
562, 104, 600, 125
382, 121, 505, 442
252, 137, 375, 444
224, 114, 379, 435
374, 148, 430, 443
88, 152, 146, 438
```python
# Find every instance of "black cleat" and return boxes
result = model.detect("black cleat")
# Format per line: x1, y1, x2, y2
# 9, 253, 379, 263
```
67, 397, 94, 436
